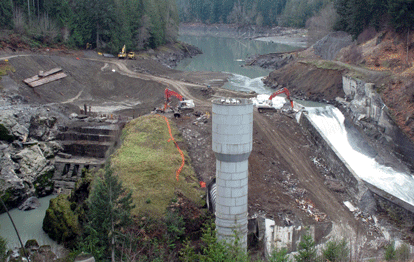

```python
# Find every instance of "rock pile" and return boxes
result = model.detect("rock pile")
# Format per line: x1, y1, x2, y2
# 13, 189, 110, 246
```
0, 96, 66, 213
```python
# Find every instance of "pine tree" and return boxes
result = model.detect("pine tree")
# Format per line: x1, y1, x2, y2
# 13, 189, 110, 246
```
0, 234, 7, 262
85, 166, 135, 261
294, 232, 317, 262
0, 0, 13, 29
388, 0, 414, 33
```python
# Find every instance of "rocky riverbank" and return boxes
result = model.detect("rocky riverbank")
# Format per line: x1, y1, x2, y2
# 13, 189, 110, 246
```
0, 41, 205, 214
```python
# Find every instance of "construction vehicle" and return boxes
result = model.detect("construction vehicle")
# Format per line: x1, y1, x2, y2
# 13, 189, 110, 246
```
118, 45, 127, 59
160, 88, 195, 116
257, 87, 294, 113
127, 52, 135, 59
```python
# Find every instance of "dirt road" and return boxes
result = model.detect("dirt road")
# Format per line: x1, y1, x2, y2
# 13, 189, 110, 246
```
0, 52, 381, 256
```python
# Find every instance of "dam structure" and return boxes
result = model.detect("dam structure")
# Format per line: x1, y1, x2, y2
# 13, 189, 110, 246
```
212, 98, 253, 249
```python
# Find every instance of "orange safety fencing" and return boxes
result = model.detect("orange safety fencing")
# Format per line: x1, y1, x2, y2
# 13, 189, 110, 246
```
158, 114, 185, 181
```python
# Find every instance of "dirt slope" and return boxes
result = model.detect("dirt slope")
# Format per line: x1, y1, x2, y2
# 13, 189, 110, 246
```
0, 51, 384, 257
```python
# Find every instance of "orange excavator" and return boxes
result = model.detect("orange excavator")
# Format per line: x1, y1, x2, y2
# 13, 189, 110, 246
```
161, 88, 195, 115
257, 87, 294, 113
164, 88, 184, 111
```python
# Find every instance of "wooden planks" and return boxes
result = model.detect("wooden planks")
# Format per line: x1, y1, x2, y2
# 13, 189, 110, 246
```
23, 67, 67, 87
38, 67, 62, 77
27, 72, 67, 87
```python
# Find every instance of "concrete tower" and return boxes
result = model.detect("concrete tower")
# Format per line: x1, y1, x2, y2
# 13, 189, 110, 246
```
212, 98, 253, 249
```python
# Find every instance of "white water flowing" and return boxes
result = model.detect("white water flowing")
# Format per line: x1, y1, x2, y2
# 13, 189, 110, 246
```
306, 106, 414, 206
224, 74, 271, 94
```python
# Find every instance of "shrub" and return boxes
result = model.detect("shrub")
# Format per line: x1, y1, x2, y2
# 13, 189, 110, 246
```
396, 243, 410, 262
385, 242, 396, 261
269, 247, 289, 262
322, 238, 349, 262
0, 235, 7, 262
294, 231, 317, 262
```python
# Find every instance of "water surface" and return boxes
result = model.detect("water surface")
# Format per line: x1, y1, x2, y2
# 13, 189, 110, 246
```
0, 195, 58, 249
177, 35, 299, 93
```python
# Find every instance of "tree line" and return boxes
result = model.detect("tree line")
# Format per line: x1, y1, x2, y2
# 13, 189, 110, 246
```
176, 0, 332, 28
334, 0, 414, 38
0, 0, 179, 53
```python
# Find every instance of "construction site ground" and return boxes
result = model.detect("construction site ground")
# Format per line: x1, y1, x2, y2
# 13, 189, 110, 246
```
0, 49, 398, 258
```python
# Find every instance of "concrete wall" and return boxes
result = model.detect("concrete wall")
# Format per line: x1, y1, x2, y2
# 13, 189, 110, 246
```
299, 111, 363, 200
342, 75, 414, 169
299, 110, 414, 218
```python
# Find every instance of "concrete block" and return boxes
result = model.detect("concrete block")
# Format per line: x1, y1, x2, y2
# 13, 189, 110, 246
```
232, 170, 247, 180
226, 179, 241, 188
220, 197, 236, 207
218, 161, 236, 173
216, 177, 225, 186
243, 113, 253, 123
230, 204, 248, 215
212, 142, 221, 152
216, 204, 230, 215
236, 161, 248, 172
218, 170, 233, 180
235, 196, 247, 206
217, 186, 232, 198
240, 177, 248, 187
232, 185, 248, 198
217, 212, 247, 220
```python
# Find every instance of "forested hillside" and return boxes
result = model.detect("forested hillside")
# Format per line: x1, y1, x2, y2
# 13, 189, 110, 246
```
334, 0, 414, 38
0, 0, 179, 53
176, 0, 331, 28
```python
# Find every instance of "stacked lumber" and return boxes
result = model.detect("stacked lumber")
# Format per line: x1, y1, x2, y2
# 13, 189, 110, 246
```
24, 67, 67, 87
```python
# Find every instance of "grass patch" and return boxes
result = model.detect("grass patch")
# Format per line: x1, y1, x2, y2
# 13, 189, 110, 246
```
0, 61, 15, 76
111, 115, 203, 217
301, 60, 345, 71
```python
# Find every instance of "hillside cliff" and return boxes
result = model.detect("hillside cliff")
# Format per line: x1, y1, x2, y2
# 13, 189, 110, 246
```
261, 30, 414, 170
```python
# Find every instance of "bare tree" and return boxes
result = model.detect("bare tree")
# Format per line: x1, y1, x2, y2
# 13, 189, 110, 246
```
165, 0, 179, 43
306, 3, 338, 46
227, 0, 257, 26
135, 15, 151, 50
13, 7, 26, 33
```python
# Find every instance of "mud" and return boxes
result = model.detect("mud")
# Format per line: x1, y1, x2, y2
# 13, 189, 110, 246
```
0, 46, 408, 258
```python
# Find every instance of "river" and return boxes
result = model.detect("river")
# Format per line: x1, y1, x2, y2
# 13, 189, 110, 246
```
0, 195, 62, 252
176, 35, 299, 94
178, 34, 414, 209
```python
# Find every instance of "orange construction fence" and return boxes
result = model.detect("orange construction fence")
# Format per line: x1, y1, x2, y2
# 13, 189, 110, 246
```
158, 115, 185, 181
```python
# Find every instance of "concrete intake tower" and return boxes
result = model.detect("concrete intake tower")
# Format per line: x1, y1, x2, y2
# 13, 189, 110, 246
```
212, 98, 253, 249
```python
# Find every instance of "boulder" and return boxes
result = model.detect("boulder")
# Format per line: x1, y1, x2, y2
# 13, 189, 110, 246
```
18, 196, 41, 211
29, 115, 58, 141
16, 146, 48, 179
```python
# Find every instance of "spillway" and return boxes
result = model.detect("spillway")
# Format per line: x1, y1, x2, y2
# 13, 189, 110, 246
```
306, 106, 414, 206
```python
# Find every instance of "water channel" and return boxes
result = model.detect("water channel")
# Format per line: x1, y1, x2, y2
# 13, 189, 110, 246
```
1, 33, 411, 254
0, 195, 60, 250
0, 34, 300, 252
177, 34, 414, 208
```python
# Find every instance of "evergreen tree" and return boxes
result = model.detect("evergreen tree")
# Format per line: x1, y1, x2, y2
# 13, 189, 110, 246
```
85, 166, 135, 261
294, 232, 317, 262
322, 238, 349, 262
0, 234, 6, 262
0, 0, 13, 29
388, 0, 414, 32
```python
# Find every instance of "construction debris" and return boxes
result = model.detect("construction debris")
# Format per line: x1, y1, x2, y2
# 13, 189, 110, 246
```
23, 67, 67, 87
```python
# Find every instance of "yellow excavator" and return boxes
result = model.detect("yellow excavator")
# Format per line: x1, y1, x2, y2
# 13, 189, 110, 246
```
118, 45, 127, 59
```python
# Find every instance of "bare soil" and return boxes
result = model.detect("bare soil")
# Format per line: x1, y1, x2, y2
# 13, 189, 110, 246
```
0, 48, 395, 258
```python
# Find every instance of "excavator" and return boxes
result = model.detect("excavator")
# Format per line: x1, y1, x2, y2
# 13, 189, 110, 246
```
257, 87, 294, 113
118, 45, 127, 59
159, 88, 195, 116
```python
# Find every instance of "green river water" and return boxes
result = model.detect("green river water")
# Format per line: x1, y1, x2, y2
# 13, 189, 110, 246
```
0, 34, 301, 251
